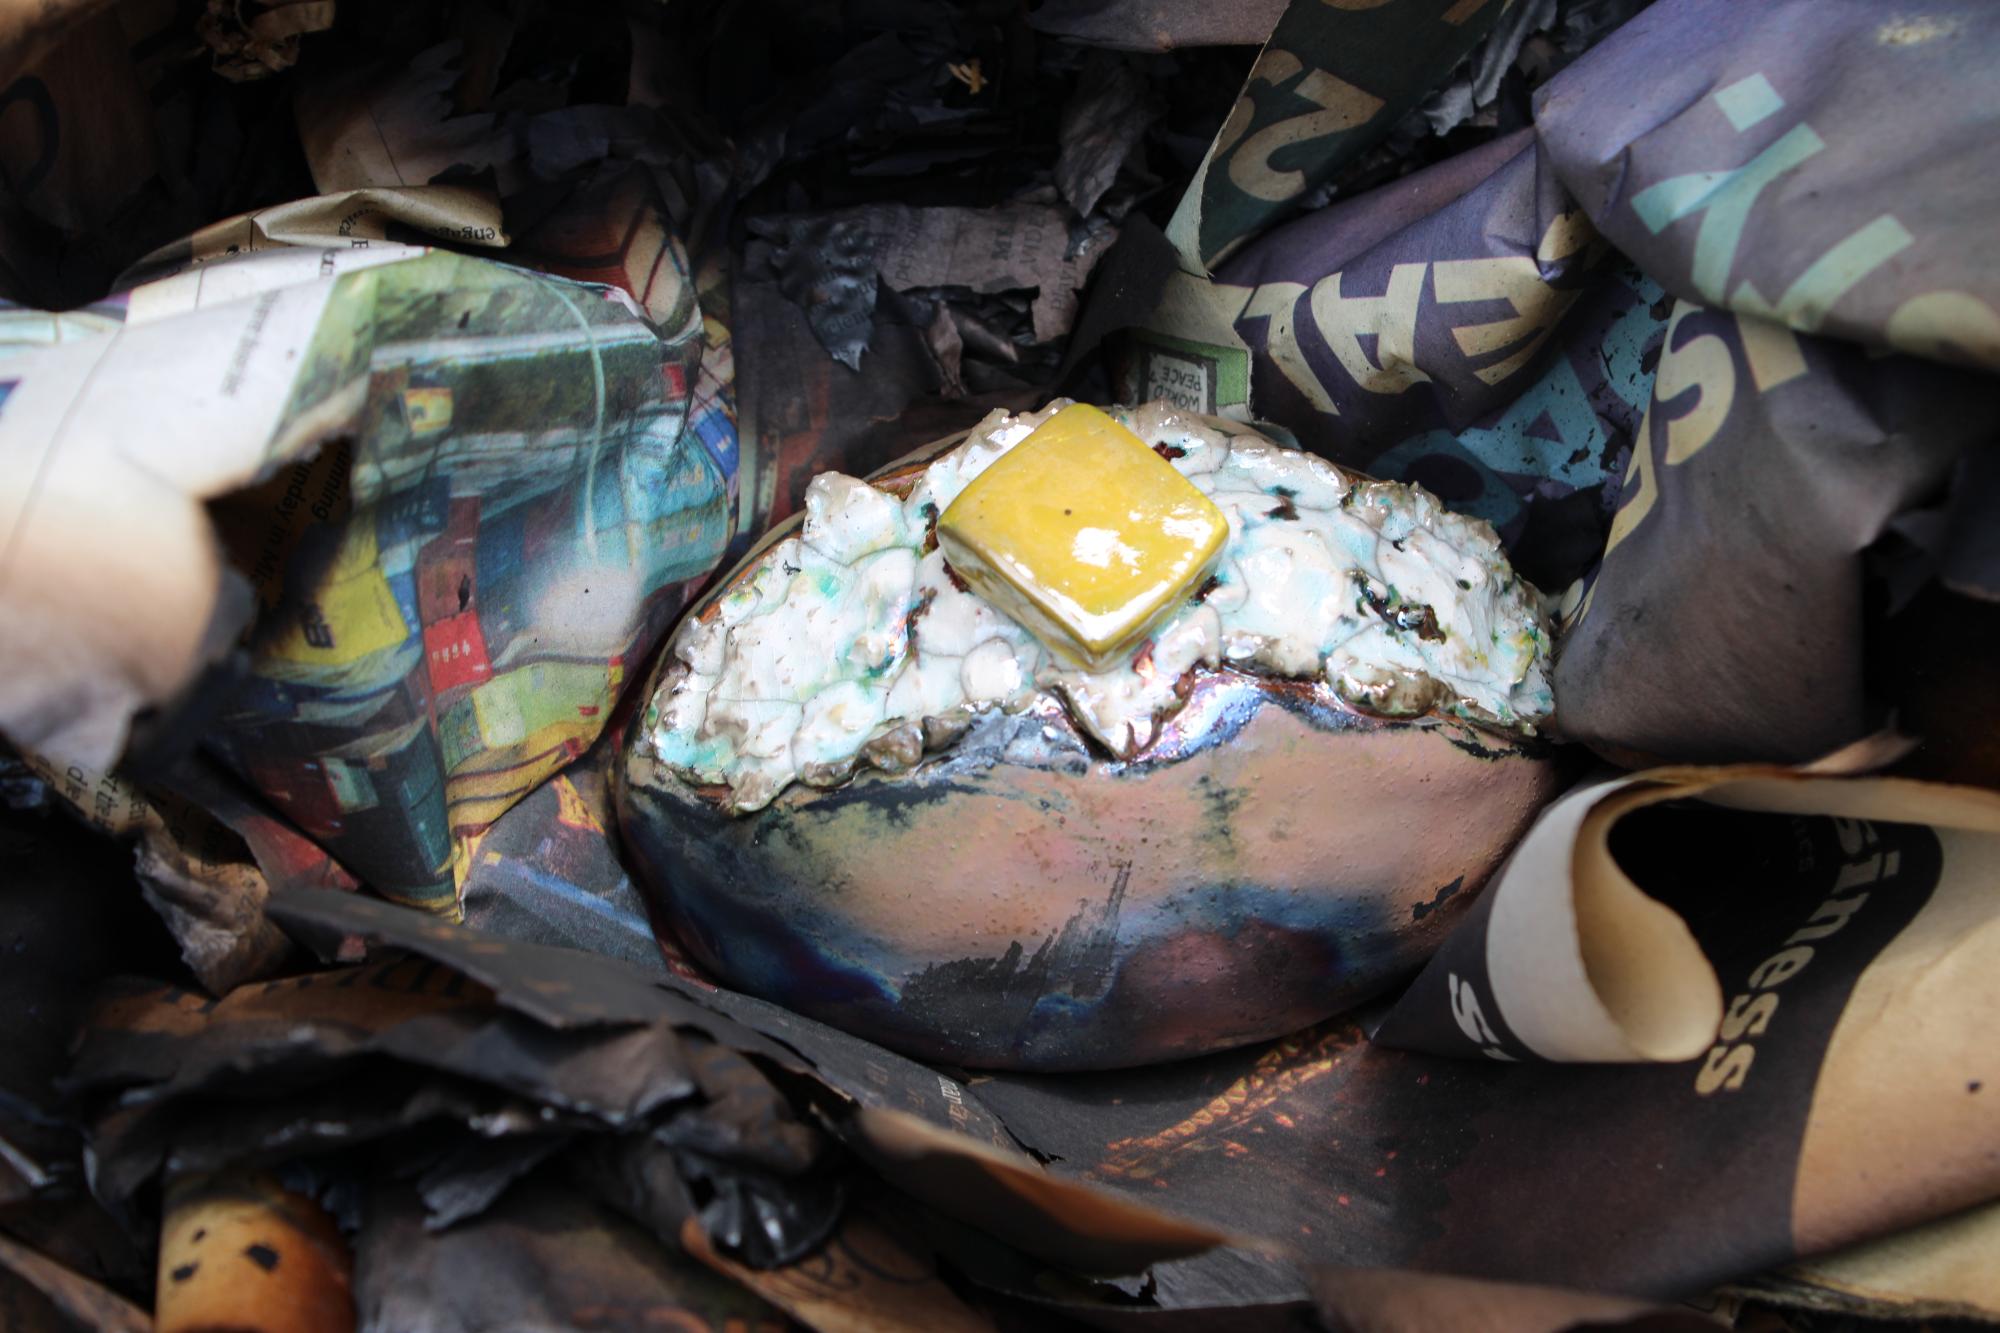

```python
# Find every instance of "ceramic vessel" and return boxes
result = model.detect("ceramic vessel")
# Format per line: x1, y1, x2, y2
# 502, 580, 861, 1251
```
617, 434, 1559, 1070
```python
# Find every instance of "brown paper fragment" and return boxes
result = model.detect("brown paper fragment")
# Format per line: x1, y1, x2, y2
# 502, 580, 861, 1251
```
1309, 1265, 1723, 1333
849, 1105, 1228, 1274
15, 750, 296, 993
198, 0, 336, 80
0, 7, 160, 240
356, 1181, 787, 1333
294, 42, 511, 194
0, 1231, 151, 1333
1746, 1198, 2000, 1323
0, 0, 123, 91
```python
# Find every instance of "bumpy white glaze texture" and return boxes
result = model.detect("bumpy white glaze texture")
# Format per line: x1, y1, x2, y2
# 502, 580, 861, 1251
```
647, 401, 1554, 813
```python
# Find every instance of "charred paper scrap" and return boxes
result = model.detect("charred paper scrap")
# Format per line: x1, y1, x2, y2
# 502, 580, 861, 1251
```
752, 203, 1114, 374
58, 887, 1257, 1324
355, 1181, 788, 1333
0, 800, 176, 1320
67, 909, 844, 1280
724, 4, 1261, 528
69, 888, 1755, 1331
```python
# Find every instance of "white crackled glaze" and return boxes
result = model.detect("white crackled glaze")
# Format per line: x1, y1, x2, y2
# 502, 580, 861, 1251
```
647, 401, 1553, 812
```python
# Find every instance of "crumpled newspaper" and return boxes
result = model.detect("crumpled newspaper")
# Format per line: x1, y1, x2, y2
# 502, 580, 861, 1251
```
1, 0, 1998, 1328
1115, 0, 2000, 767
0, 241, 735, 918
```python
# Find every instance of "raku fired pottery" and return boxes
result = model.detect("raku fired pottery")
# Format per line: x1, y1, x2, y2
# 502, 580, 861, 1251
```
617, 405, 1560, 1070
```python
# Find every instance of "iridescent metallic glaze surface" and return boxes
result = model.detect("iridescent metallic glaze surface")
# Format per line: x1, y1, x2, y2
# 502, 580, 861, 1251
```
617, 425, 1560, 1070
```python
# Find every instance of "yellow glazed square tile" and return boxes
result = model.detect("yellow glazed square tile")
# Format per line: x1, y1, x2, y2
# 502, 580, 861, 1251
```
937, 403, 1227, 669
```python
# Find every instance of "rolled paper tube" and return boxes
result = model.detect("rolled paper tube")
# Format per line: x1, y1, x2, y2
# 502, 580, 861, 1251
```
156, 1172, 354, 1333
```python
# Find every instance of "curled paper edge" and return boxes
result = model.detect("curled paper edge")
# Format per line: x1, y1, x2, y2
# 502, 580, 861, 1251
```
0, 1231, 152, 1333
1484, 776, 1724, 1063
848, 1105, 1232, 1275
1477, 751, 2000, 1065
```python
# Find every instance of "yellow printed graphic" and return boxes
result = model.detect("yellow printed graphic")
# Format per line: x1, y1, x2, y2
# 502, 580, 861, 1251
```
401, 386, 455, 436
264, 519, 409, 668
464, 662, 612, 753
553, 774, 604, 834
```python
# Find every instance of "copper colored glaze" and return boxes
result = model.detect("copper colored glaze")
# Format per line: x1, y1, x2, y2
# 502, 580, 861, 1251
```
622, 669, 1555, 1069
617, 435, 1560, 1070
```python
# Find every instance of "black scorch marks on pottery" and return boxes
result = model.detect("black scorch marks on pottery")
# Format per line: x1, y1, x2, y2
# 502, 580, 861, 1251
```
1411, 876, 1464, 921
900, 862, 1130, 1035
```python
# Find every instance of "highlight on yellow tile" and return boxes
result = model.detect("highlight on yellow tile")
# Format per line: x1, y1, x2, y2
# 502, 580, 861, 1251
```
937, 403, 1227, 669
